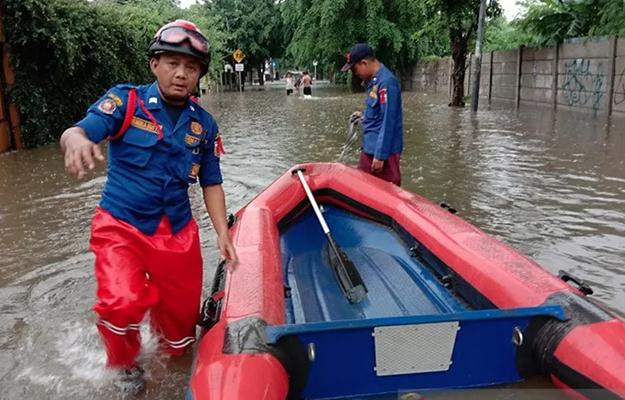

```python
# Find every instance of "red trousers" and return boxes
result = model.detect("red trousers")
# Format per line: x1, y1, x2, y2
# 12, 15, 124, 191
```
90, 208, 202, 368
358, 152, 402, 186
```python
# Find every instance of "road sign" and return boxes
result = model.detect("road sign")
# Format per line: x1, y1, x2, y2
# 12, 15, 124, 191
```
312, 60, 318, 66
235, 63, 244, 72
233, 49, 245, 63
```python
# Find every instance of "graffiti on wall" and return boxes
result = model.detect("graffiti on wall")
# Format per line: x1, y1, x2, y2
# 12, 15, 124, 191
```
561, 58, 605, 111
614, 66, 625, 105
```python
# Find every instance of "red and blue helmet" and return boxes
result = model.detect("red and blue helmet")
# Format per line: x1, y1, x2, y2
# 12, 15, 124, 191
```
148, 20, 211, 76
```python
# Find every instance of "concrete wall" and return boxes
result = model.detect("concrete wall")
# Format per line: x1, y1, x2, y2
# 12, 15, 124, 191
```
557, 38, 611, 113
408, 36, 625, 116
612, 38, 625, 114
403, 58, 450, 94
520, 47, 555, 105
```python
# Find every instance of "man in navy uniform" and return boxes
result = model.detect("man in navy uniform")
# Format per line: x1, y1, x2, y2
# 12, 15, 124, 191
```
342, 43, 403, 185
59, 20, 237, 396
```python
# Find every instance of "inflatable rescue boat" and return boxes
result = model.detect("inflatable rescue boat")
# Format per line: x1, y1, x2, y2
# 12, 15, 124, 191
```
187, 163, 625, 400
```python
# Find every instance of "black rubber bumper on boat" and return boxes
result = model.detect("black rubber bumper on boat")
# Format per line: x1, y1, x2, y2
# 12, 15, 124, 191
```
517, 291, 624, 399
223, 317, 309, 400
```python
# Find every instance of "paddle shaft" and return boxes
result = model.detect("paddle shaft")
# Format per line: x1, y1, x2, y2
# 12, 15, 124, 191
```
294, 169, 367, 303
296, 170, 330, 234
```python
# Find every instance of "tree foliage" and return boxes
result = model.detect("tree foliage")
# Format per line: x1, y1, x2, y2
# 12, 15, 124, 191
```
3, 0, 149, 147
484, 16, 538, 52
595, 0, 625, 37
281, 0, 425, 77
421, 0, 500, 106
1, 0, 224, 147
205, 0, 282, 80
501, 0, 625, 48
409, 3, 450, 59
515, 0, 602, 46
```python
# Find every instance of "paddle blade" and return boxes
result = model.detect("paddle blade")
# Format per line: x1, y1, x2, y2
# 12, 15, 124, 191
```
327, 237, 367, 304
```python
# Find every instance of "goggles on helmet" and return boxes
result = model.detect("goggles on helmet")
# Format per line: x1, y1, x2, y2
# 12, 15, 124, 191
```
156, 26, 209, 56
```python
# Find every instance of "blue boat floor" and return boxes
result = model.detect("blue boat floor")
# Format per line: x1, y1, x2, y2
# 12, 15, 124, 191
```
281, 205, 468, 325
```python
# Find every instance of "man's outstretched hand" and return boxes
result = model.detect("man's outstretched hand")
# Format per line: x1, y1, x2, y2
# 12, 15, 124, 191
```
60, 127, 104, 179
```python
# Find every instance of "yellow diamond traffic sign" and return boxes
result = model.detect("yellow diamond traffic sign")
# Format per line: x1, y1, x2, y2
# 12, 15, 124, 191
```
233, 49, 245, 63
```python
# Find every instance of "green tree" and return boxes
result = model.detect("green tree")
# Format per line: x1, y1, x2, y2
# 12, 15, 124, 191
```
281, 0, 424, 84
410, 1, 450, 59
484, 16, 538, 52
514, 0, 625, 45
94, 0, 227, 78
424, 0, 501, 107
3, 0, 155, 147
515, 0, 600, 46
1, 0, 225, 147
206, 0, 282, 84
595, 0, 625, 36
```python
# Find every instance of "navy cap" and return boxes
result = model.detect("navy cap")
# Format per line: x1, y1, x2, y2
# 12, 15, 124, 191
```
341, 43, 375, 72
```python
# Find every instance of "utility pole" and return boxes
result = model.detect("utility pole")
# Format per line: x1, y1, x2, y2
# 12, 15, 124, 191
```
471, 0, 488, 112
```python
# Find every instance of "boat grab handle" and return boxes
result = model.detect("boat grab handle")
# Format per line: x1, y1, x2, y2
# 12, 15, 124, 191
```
558, 270, 593, 296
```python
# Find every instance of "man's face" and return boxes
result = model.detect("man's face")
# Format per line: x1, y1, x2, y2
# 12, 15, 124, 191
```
150, 52, 202, 102
351, 60, 370, 81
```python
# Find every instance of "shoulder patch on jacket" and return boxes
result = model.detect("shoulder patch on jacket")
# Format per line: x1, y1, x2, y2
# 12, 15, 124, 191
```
98, 98, 117, 114
107, 92, 123, 106
214, 133, 226, 157
379, 88, 387, 105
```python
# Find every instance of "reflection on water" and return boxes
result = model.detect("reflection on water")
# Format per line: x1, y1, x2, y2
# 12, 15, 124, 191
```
0, 86, 624, 399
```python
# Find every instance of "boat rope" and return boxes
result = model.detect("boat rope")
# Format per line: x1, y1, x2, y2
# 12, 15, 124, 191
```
338, 117, 361, 162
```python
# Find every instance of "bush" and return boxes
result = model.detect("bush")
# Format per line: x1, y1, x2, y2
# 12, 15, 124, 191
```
1, 0, 174, 147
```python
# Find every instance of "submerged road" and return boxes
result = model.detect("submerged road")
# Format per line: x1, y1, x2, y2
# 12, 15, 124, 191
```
0, 85, 623, 399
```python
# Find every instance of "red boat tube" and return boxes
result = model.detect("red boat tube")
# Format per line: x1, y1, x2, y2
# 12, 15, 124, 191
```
188, 163, 625, 399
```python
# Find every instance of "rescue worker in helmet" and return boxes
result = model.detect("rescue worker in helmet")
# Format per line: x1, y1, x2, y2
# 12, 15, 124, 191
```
59, 19, 238, 396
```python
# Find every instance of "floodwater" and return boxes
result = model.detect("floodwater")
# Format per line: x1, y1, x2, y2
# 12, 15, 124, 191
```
0, 84, 624, 399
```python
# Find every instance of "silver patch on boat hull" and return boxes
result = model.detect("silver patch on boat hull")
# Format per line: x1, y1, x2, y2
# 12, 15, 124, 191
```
373, 322, 459, 376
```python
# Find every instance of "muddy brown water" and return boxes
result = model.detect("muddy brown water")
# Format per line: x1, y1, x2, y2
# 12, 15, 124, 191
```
0, 85, 623, 399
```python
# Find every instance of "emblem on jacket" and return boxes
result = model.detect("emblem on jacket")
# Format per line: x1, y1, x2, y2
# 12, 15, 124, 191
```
369, 85, 378, 100
185, 134, 201, 145
98, 99, 117, 114
190, 121, 203, 135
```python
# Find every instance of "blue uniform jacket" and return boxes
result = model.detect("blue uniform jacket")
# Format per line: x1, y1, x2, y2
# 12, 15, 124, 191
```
76, 82, 222, 235
361, 64, 403, 160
